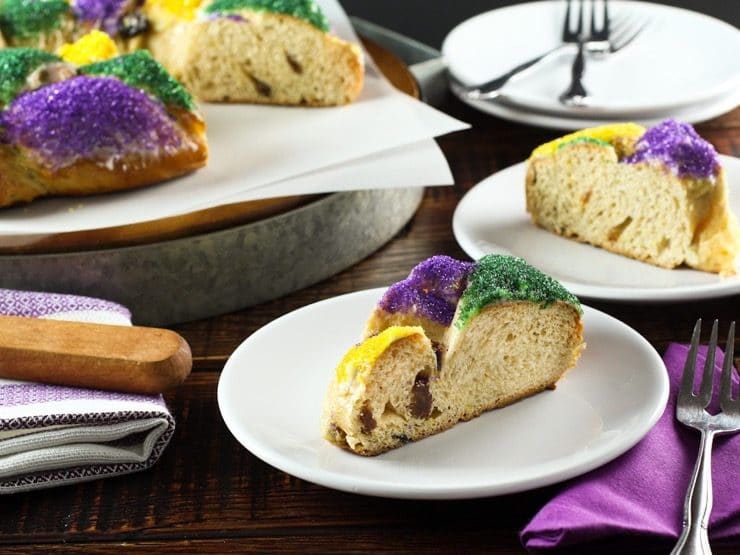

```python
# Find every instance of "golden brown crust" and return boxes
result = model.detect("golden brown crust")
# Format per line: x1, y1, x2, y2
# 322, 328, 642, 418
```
0, 111, 207, 208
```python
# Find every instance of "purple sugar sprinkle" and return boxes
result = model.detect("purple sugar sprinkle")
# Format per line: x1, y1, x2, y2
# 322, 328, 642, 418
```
207, 13, 248, 22
378, 255, 474, 326
624, 119, 719, 179
0, 76, 185, 170
73, 0, 128, 35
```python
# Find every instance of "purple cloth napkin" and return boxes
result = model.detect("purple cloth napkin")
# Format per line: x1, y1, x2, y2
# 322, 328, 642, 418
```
521, 343, 739, 552
0, 288, 176, 494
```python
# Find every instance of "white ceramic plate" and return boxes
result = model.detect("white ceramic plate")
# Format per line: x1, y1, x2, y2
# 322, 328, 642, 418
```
456, 86, 740, 131
453, 155, 740, 302
218, 288, 668, 499
443, 0, 740, 118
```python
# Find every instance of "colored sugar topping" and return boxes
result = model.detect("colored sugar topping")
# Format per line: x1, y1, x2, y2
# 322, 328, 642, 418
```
378, 255, 474, 327
530, 123, 645, 159
0, 47, 60, 106
557, 136, 610, 150
207, 12, 247, 22
81, 50, 195, 110
0, 76, 185, 169
145, 0, 202, 23
624, 119, 719, 180
0, 0, 69, 39
206, 0, 329, 31
335, 326, 424, 384
58, 30, 119, 66
72, 0, 128, 35
457, 255, 581, 328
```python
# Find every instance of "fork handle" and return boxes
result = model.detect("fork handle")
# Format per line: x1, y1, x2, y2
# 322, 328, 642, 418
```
455, 44, 569, 101
559, 41, 589, 106
671, 429, 715, 555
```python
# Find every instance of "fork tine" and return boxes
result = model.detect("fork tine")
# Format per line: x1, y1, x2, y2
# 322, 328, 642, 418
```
679, 319, 702, 399
697, 320, 719, 406
609, 18, 647, 52
720, 321, 736, 412
590, 0, 597, 34
607, 17, 634, 40
576, 0, 584, 35
562, 0, 573, 41
589, 0, 608, 36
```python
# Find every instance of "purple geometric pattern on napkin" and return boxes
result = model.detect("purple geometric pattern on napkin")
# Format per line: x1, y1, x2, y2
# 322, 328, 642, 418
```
521, 343, 740, 552
0, 410, 172, 432
0, 288, 131, 319
3, 459, 158, 491
0, 384, 158, 408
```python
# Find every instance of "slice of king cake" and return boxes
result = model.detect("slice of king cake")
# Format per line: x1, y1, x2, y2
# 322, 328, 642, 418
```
322, 254, 585, 456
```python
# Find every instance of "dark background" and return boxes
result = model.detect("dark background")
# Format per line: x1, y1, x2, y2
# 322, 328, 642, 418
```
341, 0, 739, 50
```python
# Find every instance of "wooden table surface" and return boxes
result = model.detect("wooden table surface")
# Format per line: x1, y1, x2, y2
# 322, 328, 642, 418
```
3, 72, 740, 555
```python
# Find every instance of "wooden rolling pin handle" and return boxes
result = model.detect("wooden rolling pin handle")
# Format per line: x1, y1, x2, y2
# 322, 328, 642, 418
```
0, 315, 192, 394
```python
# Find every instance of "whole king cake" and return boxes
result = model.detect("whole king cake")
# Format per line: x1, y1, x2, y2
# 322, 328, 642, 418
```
525, 119, 740, 275
0, 33, 207, 207
322, 254, 585, 456
0, 0, 364, 106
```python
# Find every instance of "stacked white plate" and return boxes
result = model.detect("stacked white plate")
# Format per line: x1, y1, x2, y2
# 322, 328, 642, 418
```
443, 0, 740, 129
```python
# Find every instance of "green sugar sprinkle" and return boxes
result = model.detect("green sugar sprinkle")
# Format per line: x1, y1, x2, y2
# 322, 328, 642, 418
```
0, 0, 69, 40
0, 47, 60, 106
557, 137, 611, 150
206, 0, 329, 32
456, 255, 581, 328
80, 50, 195, 111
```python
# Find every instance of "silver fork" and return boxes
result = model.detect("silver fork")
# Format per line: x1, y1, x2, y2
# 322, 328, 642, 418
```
451, 0, 639, 102
672, 319, 738, 555
559, 0, 605, 106
559, 0, 645, 106
450, 0, 600, 101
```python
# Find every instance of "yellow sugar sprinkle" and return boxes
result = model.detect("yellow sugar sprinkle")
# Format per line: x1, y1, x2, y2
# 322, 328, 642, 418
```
145, 0, 203, 28
57, 31, 119, 66
335, 326, 424, 384
529, 123, 646, 159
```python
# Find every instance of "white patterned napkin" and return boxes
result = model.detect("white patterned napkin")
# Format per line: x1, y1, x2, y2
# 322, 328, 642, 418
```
0, 289, 175, 494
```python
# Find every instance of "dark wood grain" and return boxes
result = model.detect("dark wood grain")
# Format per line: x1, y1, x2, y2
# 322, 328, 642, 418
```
2, 88, 739, 553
